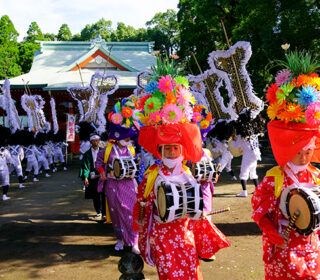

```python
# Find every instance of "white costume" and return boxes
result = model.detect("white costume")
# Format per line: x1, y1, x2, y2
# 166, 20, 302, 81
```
53, 142, 66, 164
212, 140, 233, 173
0, 147, 13, 187
24, 145, 41, 179
9, 145, 24, 177
230, 135, 261, 180
36, 145, 50, 176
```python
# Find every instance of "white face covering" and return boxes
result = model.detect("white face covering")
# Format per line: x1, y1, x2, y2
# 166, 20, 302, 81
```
162, 155, 184, 169
287, 161, 309, 174
119, 139, 130, 146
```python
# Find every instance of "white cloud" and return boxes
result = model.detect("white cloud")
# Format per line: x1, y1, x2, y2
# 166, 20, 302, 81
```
0, 0, 179, 41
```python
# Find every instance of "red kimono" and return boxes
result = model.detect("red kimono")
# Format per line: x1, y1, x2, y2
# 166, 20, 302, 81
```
252, 165, 320, 279
133, 164, 230, 280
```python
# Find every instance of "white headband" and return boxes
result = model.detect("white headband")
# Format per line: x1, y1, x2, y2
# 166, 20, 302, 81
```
90, 135, 100, 141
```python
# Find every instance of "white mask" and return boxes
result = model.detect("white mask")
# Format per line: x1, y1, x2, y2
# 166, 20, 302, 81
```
119, 139, 130, 146
163, 155, 183, 169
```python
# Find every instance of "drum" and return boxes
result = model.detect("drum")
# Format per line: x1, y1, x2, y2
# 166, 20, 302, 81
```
191, 160, 216, 182
155, 178, 203, 223
112, 157, 139, 180
279, 184, 320, 236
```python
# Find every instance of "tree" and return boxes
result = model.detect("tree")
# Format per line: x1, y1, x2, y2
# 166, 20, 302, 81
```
57, 24, 72, 41
43, 33, 56, 41
146, 9, 179, 55
24, 21, 44, 42
80, 18, 112, 41
0, 15, 21, 79
111, 22, 138, 41
18, 42, 39, 73
177, 0, 320, 96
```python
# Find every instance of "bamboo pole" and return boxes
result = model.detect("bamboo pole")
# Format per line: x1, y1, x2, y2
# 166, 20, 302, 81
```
191, 52, 221, 118
220, 19, 247, 109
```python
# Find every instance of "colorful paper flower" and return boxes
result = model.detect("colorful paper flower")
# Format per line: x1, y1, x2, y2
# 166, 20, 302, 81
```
174, 76, 189, 88
278, 103, 304, 123
267, 102, 285, 121
158, 75, 174, 93
296, 85, 320, 108
144, 97, 162, 113
200, 120, 210, 129
162, 104, 183, 123
122, 106, 133, 118
275, 70, 292, 87
176, 85, 196, 106
111, 113, 123, 125
145, 81, 159, 94
305, 102, 320, 125
266, 83, 279, 104
192, 112, 202, 123
149, 111, 163, 124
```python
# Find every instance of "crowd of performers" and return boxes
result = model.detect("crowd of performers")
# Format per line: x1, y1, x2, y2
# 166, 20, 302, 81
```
78, 49, 320, 279
78, 71, 267, 279
0, 127, 68, 201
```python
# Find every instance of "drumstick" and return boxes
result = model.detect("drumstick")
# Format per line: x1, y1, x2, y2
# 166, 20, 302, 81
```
216, 163, 221, 173
207, 207, 230, 216
284, 211, 300, 241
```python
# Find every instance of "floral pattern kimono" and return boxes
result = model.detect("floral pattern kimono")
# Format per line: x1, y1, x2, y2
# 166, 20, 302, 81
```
133, 163, 230, 280
252, 164, 320, 279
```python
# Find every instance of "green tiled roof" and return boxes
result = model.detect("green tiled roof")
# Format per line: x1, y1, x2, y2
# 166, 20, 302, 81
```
3, 39, 156, 90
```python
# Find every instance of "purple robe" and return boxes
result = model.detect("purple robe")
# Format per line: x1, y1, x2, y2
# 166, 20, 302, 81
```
95, 145, 138, 246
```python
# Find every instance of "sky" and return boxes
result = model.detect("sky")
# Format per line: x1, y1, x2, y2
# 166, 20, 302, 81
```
0, 0, 180, 42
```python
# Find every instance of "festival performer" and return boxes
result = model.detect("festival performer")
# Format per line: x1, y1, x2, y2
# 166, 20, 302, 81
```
230, 133, 261, 197
52, 130, 67, 172
210, 137, 237, 181
35, 133, 51, 178
252, 51, 320, 279
132, 73, 230, 279
95, 98, 140, 253
79, 134, 106, 218
24, 131, 41, 182
8, 130, 25, 188
0, 126, 14, 200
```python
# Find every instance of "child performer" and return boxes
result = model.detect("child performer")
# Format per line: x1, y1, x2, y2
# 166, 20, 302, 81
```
133, 74, 230, 279
95, 98, 140, 254
252, 53, 320, 280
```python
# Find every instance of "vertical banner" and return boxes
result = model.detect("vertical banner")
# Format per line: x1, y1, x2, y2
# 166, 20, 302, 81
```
66, 114, 76, 142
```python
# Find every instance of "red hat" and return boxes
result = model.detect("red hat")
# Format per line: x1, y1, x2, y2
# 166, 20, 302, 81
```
268, 120, 320, 166
138, 122, 202, 161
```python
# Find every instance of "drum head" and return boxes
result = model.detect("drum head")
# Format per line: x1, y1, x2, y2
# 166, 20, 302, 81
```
288, 192, 311, 230
113, 159, 121, 178
158, 186, 167, 220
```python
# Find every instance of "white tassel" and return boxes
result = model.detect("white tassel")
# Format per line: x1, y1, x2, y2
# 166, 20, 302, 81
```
50, 97, 59, 134
1, 78, 23, 132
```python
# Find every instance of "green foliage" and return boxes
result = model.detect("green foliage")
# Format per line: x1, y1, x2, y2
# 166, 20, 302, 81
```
57, 24, 72, 41
275, 50, 320, 76
80, 18, 112, 41
18, 42, 40, 73
0, 15, 21, 79
177, 0, 320, 96
24, 21, 44, 42
146, 9, 179, 54
148, 54, 180, 80
43, 33, 56, 41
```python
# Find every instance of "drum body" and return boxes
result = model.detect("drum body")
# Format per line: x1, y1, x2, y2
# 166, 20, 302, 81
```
191, 160, 216, 182
280, 184, 320, 236
112, 157, 139, 180
155, 178, 203, 223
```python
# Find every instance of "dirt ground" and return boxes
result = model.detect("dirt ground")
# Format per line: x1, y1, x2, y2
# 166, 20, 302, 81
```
0, 154, 277, 280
